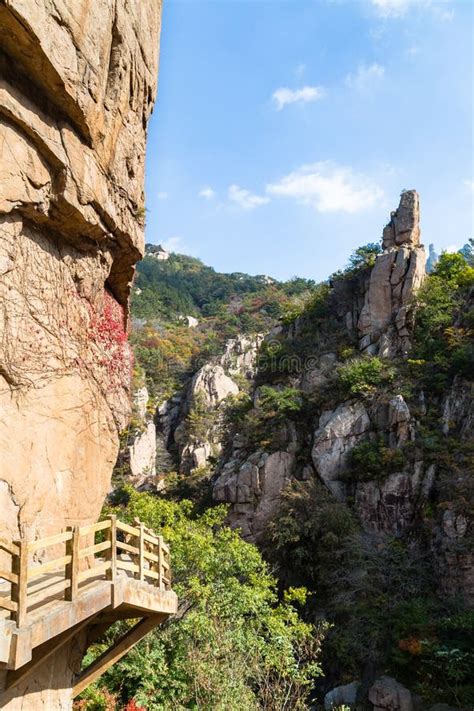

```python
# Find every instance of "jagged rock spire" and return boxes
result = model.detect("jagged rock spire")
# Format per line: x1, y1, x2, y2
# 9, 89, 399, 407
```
357, 190, 425, 357
382, 190, 421, 248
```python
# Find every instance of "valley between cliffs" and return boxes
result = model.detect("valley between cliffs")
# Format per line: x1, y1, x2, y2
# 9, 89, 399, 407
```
103, 191, 474, 710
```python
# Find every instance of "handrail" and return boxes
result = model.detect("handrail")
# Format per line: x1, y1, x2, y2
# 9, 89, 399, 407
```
0, 517, 172, 629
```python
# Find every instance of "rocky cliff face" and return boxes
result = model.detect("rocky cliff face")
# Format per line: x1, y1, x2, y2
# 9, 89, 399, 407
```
0, 0, 161, 539
204, 191, 474, 705
156, 335, 262, 477
213, 192, 428, 538
0, 1, 161, 706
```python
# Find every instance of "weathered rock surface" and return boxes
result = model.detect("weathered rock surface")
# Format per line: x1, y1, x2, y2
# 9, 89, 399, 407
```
157, 338, 264, 475
369, 676, 413, 711
0, 0, 161, 706
432, 379, 474, 605
354, 463, 435, 534
128, 421, 157, 486
190, 364, 239, 408
219, 334, 263, 379
324, 681, 360, 709
312, 403, 371, 499
357, 190, 425, 356
214, 451, 295, 539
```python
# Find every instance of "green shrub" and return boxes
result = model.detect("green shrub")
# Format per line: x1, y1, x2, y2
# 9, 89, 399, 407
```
346, 438, 406, 481
337, 356, 395, 397
412, 251, 474, 381
87, 489, 324, 710
346, 242, 382, 272
257, 385, 303, 417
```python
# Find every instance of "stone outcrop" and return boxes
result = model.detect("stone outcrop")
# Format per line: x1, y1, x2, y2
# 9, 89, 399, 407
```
128, 421, 157, 486
368, 676, 413, 711
156, 338, 263, 475
214, 450, 295, 539
145, 243, 170, 261
219, 334, 264, 379
357, 190, 425, 357
0, 0, 161, 539
189, 364, 239, 409
432, 379, 474, 604
211, 194, 429, 541
310, 395, 436, 533
312, 403, 371, 500
0, 1, 161, 706
324, 681, 360, 710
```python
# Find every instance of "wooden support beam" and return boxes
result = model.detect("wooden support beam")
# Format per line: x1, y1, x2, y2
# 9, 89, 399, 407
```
138, 523, 145, 582
11, 541, 27, 627
73, 615, 165, 698
106, 515, 117, 584
5, 617, 94, 690
65, 526, 80, 601
158, 536, 163, 589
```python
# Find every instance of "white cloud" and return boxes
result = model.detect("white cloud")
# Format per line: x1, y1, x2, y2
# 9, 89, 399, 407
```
444, 244, 461, 253
161, 236, 184, 253
370, 0, 454, 20
345, 63, 385, 91
228, 184, 270, 210
199, 186, 216, 200
464, 180, 474, 193
272, 85, 325, 110
157, 191, 169, 200
266, 161, 384, 214
370, 0, 415, 17
405, 45, 421, 58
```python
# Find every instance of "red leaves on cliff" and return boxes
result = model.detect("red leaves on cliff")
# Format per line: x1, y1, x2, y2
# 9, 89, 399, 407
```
89, 289, 133, 390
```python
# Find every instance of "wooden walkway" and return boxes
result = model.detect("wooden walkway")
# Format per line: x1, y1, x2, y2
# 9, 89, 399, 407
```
0, 517, 177, 697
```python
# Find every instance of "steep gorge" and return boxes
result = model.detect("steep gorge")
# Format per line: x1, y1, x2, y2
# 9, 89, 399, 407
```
123, 191, 473, 708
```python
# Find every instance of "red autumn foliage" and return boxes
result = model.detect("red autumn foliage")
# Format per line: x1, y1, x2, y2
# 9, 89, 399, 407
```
398, 636, 422, 655
123, 700, 146, 711
88, 289, 133, 389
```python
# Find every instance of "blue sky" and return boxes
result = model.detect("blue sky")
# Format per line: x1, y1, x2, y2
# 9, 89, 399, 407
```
144, 0, 473, 281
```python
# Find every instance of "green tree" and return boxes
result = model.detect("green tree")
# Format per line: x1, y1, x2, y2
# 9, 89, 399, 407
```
337, 356, 394, 398
82, 489, 324, 710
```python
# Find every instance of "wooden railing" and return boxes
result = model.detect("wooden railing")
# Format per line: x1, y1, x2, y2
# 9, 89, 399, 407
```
0, 516, 171, 628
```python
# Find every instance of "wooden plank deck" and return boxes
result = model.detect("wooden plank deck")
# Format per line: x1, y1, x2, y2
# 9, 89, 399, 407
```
0, 517, 177, 694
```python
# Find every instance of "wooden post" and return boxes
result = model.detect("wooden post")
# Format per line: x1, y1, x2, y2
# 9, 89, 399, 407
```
11, 541, 28, 627
158, 536, 163, 589
65, 526, 80, 601
138, 523, 145, 581
106, 515, 117, 583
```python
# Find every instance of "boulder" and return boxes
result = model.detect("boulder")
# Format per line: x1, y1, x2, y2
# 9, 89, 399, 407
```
368, 676, 413, 711
324, 681, 360, 709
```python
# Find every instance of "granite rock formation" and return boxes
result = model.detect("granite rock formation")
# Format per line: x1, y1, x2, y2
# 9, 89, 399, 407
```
0, 1, 161, 706
356, 190, 425, 357
212, 192, 428, 539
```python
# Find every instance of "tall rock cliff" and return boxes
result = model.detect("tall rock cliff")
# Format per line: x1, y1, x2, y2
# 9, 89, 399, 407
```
207, 191, 474, 704
0, 1, 161, 707
213, 191, 428, 540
